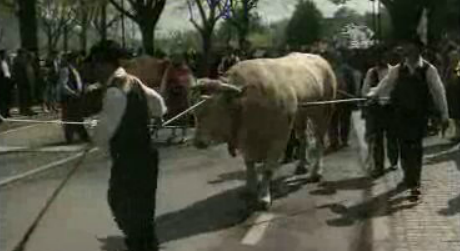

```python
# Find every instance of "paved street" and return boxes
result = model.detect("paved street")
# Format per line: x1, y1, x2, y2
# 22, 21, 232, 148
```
0, 111, 459, 251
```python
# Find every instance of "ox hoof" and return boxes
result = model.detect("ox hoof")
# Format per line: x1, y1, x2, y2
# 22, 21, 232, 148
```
306, 174, 323, 183
294, 166, 308, 175
253, 200, 272, 211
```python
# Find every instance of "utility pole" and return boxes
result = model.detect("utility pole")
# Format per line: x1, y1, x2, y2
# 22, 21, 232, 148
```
371, 0, 377, 43
121, 0, 126, 48
377, 0, 382, 43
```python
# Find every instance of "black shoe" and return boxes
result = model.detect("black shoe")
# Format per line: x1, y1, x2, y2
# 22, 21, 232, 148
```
307, 174, 323, 183
371, 169, 384, 179
388, 165, 398, 171
408, 188, 421, 202
294, 166, 308, 175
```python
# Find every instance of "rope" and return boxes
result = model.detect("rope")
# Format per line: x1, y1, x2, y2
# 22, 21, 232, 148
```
161, 99, 207, 127
299, 97, 389, 107
0, 97, 388, 127
0, 114, 91, 125
11, 148, 92, 251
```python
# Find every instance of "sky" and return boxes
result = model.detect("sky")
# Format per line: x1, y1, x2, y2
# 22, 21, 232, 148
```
156, 0, 372, 35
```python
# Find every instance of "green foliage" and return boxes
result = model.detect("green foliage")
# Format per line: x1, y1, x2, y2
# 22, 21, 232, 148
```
285, 0, 323, 48
216, 10, 266, 46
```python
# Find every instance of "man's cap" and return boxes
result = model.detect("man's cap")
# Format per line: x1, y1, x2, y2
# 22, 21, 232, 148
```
401, 36, 425, 48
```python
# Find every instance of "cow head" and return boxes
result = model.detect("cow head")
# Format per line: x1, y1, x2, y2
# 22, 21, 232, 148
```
191, 78, 243, 149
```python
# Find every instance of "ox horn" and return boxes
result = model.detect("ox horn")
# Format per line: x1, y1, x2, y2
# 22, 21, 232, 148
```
192, 78, 242, 95
218, 83, 243, 94
191, 78, 220, 91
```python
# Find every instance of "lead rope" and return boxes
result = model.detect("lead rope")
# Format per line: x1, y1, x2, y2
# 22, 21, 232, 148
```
11, 148, 93, 251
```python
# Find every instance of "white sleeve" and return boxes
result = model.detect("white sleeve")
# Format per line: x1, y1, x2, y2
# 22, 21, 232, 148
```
139, 82, 168, 118
361, 69, 374, 97
426, 65, 449, 120
57, 68, 69, 95
368, 66, 399, 99
93, 87, 127, 150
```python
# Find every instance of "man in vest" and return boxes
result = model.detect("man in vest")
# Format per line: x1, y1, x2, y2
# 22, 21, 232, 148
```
58, 52, 90, 143
329, 50, 359, 150
0, 49, 13, 121
362, 47, 399, 178
368, 37, 449, 202
89, 40, 167, 251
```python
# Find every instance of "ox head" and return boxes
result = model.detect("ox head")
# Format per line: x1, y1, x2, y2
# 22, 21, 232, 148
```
191, 78, 243, 149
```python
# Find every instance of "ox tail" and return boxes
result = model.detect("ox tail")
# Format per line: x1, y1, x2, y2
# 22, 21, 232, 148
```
324, 66, 339, 135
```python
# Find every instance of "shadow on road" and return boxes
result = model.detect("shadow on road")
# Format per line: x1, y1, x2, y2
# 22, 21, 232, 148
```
424, 141, 457, 156
156, 186, 249, 244
439, 194, 460, 216
310, 176, 375, 196
97, 236, 126, 251
320, 185, 414, 227
208, 170, 246, 184
423, 141, 460, 216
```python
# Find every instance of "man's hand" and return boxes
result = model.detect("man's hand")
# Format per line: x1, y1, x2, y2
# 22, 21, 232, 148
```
227, 143, 237, 158
441, 118, 450, 137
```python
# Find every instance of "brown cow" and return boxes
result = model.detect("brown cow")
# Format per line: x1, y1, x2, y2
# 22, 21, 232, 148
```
81, 56, 195, 141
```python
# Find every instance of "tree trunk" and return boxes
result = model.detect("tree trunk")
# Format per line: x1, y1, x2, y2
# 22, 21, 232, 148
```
239, 1, 250, 53
63, 26, 69, 52
100, 3, 108, 40
200, 30, 213, 77
80, 23, 88, 52
139, 21, 155, 55
17, 0, 39, 51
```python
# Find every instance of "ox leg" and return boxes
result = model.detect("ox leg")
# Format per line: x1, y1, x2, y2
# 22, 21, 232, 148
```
258, 162, 277, 210
244, 161, 259, 209
295, 122, 309, 175
181, 126, 187, 143
245, 161, 258, 198
308, 116, 328, 183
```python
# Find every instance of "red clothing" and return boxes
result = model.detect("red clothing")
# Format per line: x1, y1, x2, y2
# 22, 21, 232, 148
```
164, 65, 192, 125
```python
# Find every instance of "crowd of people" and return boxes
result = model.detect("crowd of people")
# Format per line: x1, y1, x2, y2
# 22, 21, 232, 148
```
1, 37, 460, 251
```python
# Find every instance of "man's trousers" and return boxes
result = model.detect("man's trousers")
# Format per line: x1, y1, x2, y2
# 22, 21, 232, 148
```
61, 96, 89, 142
108, 148, 159, 251
329, 103, 352, 148
365, 105, 399, 172
395, 115, 427, 189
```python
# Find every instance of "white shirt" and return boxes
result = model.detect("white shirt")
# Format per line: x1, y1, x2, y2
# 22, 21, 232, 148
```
93, 67, 167, 151
361, 65, 391, 97
368, 57, 449, 120
1, 60, 11, 78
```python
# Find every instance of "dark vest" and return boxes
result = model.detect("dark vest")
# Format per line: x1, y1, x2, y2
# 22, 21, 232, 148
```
390, 62, 431, 139
109, 78, 151, 158
390, 62, 430, 119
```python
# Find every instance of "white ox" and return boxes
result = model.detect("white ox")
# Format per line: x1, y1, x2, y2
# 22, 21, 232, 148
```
192, 53, 337, 209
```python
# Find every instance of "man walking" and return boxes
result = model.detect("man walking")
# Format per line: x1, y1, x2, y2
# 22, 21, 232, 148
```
89, 40, 167, 251
329, 50, 359, 150
362, 47, 399, 178
0, 50, 12, 120
58, 53, 90, 143
13, 49, 36, 116
368, 37, 449, 202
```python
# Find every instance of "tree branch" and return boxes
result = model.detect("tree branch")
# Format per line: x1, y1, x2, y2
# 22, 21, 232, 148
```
109, 0, 136, 20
